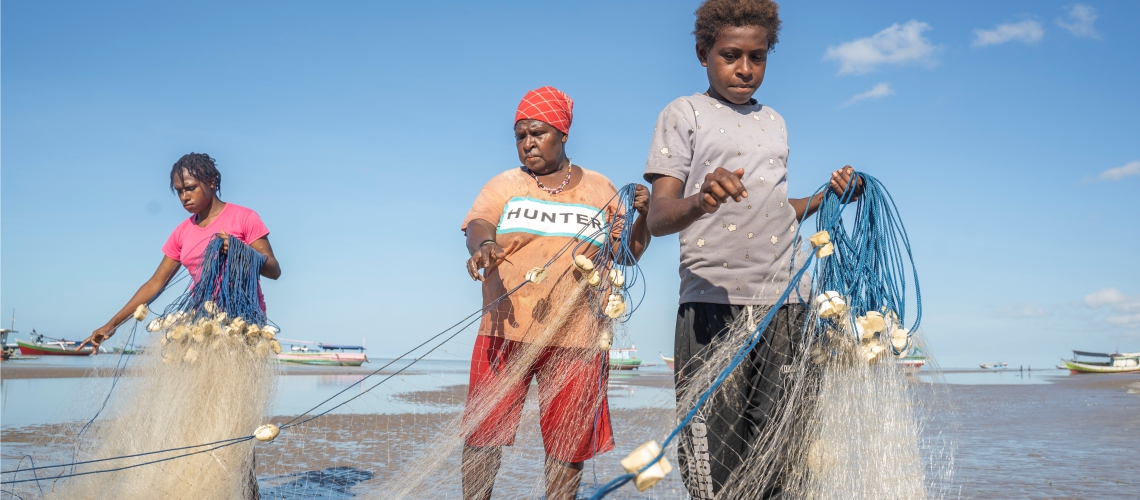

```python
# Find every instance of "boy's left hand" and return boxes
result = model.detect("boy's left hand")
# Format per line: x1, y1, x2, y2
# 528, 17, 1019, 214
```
632, 184, 650, 215
830, 166, 863, 201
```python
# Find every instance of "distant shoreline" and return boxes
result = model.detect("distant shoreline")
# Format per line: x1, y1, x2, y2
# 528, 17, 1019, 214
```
0, 364, 420, 379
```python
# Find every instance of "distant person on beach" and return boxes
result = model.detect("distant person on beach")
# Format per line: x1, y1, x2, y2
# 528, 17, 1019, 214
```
79, 152, 281, 351
642, 0, 860, 498
460, 86, 651, 500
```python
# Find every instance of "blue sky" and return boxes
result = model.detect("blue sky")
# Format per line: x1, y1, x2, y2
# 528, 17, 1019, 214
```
3, 0, 1138, 368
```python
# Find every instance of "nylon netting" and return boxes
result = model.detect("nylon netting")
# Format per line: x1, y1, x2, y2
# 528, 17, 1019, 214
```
1, 178, 959, 500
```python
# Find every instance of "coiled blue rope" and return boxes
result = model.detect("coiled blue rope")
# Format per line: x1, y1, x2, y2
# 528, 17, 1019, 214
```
799, 172, 921, 353
570, 184, 647, 321
163, 236, 269, 327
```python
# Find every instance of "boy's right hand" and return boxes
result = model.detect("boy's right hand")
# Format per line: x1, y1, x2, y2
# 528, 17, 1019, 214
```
697, 168, 748, 213
466, 242, 507, 282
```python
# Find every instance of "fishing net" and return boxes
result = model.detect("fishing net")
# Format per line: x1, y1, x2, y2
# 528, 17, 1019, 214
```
2, 176, 957, 500
28, 237, 281, 500
585, 173, 955, 499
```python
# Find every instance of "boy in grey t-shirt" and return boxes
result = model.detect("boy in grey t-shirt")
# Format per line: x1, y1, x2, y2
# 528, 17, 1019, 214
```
642, 1, 859, 498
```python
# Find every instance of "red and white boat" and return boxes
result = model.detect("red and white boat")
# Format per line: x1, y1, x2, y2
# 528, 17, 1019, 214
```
17, 337, 104, 356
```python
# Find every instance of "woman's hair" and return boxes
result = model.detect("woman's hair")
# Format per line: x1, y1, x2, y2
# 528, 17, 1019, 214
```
694, 0, 782, 52
170, 153, 222, 194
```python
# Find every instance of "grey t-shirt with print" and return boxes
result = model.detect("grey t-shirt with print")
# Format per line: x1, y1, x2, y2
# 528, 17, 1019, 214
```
644, 94, 810, 306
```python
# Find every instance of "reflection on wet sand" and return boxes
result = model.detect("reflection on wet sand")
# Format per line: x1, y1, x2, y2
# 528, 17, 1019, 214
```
3, 366, 1137, 498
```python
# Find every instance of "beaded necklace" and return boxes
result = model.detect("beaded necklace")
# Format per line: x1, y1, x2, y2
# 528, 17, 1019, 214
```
524, 160, 573, 195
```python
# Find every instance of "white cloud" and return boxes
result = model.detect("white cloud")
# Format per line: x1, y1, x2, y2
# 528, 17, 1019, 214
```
824, 20, 937, 75
842, 82, 895, 107
1105, 314, 1140, 328
1096, 160, 1140, 182
1057, 4, 1101, 39
1085, 288, 1140, 330
997, 302, 1047, 318
972, 20, 1045, 47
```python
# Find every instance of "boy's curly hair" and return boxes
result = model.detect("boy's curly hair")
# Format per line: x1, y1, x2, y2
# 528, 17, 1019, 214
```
170, 153, 222, 194
694, 0, 782, 52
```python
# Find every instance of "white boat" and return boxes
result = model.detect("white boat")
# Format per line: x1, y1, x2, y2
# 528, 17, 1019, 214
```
898, 346, 926, 369
609, 344, 642, 370
276, 339, 368, 367
1062, 351, 1140, 374
980, 362, 1009, 369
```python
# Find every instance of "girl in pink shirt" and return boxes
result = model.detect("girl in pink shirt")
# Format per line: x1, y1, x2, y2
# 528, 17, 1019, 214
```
79, 153, 281, 352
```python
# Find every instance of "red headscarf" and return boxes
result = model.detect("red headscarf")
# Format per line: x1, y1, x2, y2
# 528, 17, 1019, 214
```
514, 86, 574, 135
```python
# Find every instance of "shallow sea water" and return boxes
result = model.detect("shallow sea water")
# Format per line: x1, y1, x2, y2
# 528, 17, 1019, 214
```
3, 357, 1138, 499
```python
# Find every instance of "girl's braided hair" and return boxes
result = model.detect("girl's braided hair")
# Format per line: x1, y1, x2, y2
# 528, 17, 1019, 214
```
694, 0, 782, 52
170, 153, 222, 194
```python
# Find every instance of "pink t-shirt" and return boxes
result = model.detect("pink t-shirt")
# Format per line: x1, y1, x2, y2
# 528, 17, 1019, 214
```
161, 203, 271, 310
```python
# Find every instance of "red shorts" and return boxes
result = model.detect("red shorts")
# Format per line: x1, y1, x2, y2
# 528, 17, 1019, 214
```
462, 335, 614, 463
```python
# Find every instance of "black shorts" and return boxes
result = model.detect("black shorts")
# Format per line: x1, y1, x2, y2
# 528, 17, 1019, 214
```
673, 302, 808, 500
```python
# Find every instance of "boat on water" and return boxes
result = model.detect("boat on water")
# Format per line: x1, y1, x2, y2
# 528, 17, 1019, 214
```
609, 345, 642, 370
980, 362, 1009, 369
1062, 350, 1140, 374
16, 337, 106, 356
276, 340, 368, 367
660, 353, 674, 371
898, 346, 927, 368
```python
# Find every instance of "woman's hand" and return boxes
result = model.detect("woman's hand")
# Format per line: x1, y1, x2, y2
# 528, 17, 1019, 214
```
466, 241, 506, 282
632, 184, 650, 215
77, 325, 115, 354
830, 166, 863, 201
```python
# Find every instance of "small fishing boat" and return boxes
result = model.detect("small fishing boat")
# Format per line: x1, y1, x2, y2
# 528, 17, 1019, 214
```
16, 337, 104, 356
609, 345, 642, 370
979, 362, 1008, 369
276, 339, 368, 367
1062, 351, 1140, 374
660, 353, 675, 371
898, 346, 927, 369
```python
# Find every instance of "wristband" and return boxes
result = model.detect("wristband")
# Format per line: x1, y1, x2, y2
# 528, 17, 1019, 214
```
479, 239, 498, 248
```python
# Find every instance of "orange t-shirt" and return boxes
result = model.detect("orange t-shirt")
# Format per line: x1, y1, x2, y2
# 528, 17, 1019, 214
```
462, 167, 622, 349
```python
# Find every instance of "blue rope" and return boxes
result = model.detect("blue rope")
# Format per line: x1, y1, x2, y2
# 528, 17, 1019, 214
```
591, 171, 921, 498
572, 184, 647, 321
163, 236, 268, 327
588, 253, 818, 500
799, 172, 921, 353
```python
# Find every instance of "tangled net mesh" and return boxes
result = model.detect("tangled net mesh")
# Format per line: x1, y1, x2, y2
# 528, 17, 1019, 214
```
49, 314, 279, 500
3, 180, 959, 500
670, 300, 954, 500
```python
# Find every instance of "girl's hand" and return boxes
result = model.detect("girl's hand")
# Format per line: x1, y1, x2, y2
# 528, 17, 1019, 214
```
217, 231, 230, 254
77, 325, 115, 354
830, 166, 863, 201
632, 184, 650, 215
466, 241, 506, 282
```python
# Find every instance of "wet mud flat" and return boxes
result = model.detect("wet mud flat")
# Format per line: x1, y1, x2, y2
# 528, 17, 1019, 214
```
252, 407, 684, 499
932, 373, 1139, 499
3, 372, 1137, 498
